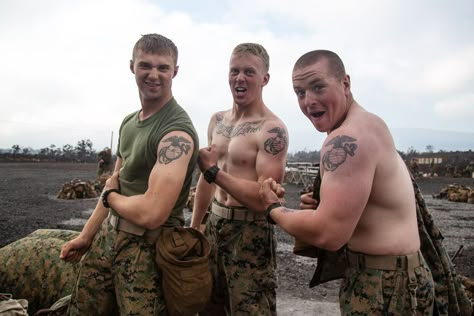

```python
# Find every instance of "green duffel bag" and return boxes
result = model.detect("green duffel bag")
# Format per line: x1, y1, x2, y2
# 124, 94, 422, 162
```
0, 230, 80, 314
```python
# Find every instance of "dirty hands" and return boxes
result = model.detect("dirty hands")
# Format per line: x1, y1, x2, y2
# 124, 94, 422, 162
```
198, 144, 218, 172
259, 178, 286, 209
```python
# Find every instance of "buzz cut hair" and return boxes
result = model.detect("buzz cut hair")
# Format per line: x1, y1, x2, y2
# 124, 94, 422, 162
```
132, 33, 178, 65
232, 43, 270, 73
293, 50, 346, 80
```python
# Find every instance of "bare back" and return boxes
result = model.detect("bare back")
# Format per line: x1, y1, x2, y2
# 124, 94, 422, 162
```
320, 103, 420, 255
210, 109, 287, 207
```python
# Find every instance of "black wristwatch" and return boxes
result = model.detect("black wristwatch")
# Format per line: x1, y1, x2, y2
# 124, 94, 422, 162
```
203, 165, 220, 183
265, 202, 282, 225
102, 189, 120, 208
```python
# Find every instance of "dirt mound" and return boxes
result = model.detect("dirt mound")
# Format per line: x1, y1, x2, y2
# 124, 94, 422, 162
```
433, 184, 474, 204
56, 174, 110, 200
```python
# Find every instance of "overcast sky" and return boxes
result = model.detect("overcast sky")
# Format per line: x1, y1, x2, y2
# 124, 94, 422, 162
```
0, 0, 473, 154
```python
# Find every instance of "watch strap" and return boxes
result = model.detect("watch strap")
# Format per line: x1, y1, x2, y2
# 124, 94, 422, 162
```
265, 202, 282, 225
204, 165, 220, 183
102, 189, 120, 208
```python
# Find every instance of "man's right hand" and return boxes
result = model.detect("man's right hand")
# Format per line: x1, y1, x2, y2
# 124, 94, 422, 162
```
60, 236, 91, 263
300, 192, 319, 209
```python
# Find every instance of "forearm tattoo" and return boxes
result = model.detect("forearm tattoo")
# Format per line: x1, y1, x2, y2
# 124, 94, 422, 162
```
215, 114, 264, 138
322, 135, 357, 171
264, 127, 287, 155
158, 136, 191, 164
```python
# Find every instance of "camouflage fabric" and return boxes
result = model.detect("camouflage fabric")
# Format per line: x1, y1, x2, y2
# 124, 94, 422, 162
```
68, 221, 167, 316
0, 229, 80, 314
200, 211, 277, 316
339, 257, 434, 316
412, 175, 473, 316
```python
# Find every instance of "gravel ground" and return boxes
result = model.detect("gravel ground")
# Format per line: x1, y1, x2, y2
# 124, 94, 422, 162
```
0, 162, 473, 315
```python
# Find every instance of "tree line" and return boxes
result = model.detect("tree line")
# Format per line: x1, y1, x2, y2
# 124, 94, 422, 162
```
1, 139, 103, 163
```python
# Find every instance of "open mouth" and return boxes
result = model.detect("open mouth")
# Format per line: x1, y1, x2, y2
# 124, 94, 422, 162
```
310, 111, 325, 118
235, 87, 247, 93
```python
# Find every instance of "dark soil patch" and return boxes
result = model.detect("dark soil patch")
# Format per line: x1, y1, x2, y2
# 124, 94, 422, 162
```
1, 162, 473, 314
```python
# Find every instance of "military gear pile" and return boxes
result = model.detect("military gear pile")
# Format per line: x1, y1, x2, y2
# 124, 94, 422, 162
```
56, 179, 98, 199
432, 184, 474, 204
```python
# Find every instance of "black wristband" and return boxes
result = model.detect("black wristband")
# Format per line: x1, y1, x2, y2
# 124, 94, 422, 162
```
102, 189, 119, 208
265, 202, 282, 225
203, 165, 220, 183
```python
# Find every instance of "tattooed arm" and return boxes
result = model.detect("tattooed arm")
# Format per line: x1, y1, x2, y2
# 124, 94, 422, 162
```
214, 121, 289, 211
260, 130, 375, 251
106, 130, 195, 230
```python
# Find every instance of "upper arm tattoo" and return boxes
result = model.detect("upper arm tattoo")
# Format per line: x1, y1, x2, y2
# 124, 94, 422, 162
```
264, 127, 288, 155
158, 136, 191, 164
215, 114, 264, 138
322, 135, 357, 171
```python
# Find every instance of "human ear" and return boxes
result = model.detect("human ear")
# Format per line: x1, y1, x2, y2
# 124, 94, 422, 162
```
262, 73, 270, 86
343, 74, 351, 93
129, 60, 135, 74
173, 65, 179, 78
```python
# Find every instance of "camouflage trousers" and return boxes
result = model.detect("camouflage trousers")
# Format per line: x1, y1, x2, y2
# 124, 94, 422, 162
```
68, 220, 166, 316
339, 251, 434, 316
200, 208, 277, 316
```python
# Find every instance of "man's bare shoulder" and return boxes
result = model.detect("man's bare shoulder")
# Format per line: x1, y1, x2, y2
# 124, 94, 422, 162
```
253, 110, 287, 155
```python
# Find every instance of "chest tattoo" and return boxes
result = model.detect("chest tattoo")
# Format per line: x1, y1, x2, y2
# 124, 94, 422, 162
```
264, 127, 287, 155
158, 136, 191, 164
322, 135, 358, 171
215, 114, 264, 138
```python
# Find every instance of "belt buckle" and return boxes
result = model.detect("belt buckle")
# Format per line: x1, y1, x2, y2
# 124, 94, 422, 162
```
109, 214, 119, 229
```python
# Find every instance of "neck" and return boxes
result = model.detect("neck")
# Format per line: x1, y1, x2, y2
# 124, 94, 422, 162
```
231, 99, 266, 120
140, 95, 173, 120
328, 95, 355, 134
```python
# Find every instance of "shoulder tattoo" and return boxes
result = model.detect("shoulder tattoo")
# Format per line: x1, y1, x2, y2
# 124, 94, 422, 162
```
158, 136, 191, 164
264, 127, 287, 155
322, 135, 358, 171
215, 114, 264, 138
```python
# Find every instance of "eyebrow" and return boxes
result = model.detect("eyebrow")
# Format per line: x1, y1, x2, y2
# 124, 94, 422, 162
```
137, 61, 171, 68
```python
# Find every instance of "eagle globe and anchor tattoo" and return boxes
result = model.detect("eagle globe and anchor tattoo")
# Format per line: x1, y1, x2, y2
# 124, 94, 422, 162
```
158, 136, 191, 164
322, 135, 358, 171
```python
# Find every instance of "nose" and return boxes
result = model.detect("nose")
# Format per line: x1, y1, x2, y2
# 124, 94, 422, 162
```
303, 91, 315, 108
235, 72, 244, 83
148, 67, 159, 80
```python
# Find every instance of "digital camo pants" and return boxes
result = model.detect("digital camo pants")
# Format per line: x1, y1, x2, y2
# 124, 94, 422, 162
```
68, 221, 166, 316
200, 213, 277, 316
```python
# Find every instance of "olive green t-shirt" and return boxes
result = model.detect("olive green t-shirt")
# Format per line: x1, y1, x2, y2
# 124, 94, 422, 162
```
115, 97, 198, 226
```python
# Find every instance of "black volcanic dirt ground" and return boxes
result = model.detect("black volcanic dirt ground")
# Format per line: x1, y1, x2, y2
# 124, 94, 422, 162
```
1, 162, 473, 315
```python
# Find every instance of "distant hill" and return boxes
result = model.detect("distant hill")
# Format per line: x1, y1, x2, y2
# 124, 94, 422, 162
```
391, 128, 474, 152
